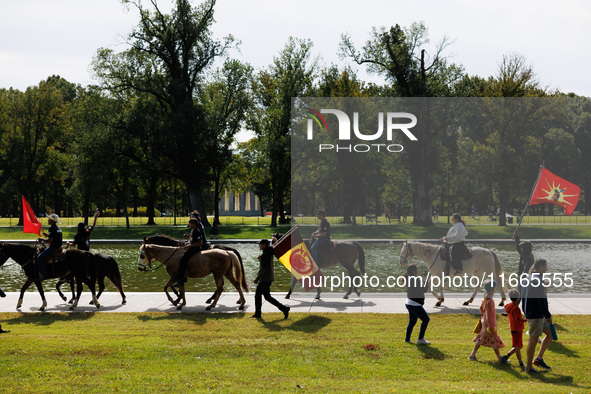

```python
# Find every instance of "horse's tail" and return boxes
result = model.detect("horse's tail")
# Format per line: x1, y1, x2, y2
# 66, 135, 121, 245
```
492, 250, 503, 276
109, 255, 125, 293
215, 245, 249, 292
354, 242, 366, 275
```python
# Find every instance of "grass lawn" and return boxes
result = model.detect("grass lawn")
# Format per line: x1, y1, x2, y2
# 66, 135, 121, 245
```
0, 313, 588, 392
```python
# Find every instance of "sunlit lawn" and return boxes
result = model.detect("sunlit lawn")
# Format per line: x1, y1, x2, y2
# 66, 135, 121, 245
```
0, 313, 588, 392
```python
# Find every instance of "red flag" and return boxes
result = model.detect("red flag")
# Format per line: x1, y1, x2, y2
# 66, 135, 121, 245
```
22, 196, 42, 236
529, 168, 581, 216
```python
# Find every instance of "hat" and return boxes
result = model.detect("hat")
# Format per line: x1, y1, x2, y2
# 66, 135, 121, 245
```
188, 218, 198, 225
190, 210, 201, 220
258, 239, 270, 245
47, 213, 61, 224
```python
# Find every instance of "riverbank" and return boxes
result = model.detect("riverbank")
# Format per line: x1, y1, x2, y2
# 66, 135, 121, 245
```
2, 223, 591, 241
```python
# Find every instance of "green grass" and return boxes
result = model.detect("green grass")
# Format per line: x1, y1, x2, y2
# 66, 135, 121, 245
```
0, 313, 588, 392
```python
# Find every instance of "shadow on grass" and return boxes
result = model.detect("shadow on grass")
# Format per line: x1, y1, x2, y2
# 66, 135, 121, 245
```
259, 314, 332, 333
3, 312, 96, 326
415, 344, 447, 360
483, 360, 577, 388
548, 340, 579, 358
136, 312, 247, 325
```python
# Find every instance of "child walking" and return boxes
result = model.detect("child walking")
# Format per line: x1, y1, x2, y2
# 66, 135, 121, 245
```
404, 264, 430, 345
469, 280, 505, 362
500, 289, 527, 368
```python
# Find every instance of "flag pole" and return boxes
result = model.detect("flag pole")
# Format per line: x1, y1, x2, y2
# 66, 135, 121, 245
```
515, 162, 545, 235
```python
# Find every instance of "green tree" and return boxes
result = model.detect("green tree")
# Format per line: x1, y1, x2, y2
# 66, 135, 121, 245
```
92, 0, 234, 224
250, 37, 315, 226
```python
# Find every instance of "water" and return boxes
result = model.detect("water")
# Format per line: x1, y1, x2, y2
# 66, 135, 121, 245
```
1, 243, 590, 295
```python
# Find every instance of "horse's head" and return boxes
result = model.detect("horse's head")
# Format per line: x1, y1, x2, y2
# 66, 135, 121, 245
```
137, 244, 153, 272
399, 241, 413, 266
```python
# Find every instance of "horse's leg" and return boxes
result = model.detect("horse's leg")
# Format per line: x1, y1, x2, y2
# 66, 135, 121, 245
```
205, 290, 217, 304
224, 270, 245, 310
108, 272, 127, 305
16, 279, 33, 310
464, 278, 482, 306
56, 278, 68, 301
70, 277, 83, 310
68, 279, 76, 304
343, 266, 363, 299
206, 275, 224, 310
435, 285, 445, 307
84, 274, 100, 309
495, 273, 507, 306
91, 275, 106, 305
176, 284, 187, 310
34, 280, 48, 311
164, 278, 176, 305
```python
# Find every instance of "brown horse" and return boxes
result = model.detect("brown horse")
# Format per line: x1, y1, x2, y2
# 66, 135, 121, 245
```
273, 233, 366, 300
0, 242, 100, 311
137, 243, 248, 310
56, 252, 126, 305
143, 234, 247, 305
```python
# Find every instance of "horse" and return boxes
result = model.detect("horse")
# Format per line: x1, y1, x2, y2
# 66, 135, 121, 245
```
56, 252, 126, 305
0, 242, 100, 311
137, 243, 248, 310
273, 233, 366, 300
143, 234, 247, 305
398, 241, 506, 307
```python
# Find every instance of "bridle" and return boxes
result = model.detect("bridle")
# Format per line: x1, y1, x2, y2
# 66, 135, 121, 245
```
400, 242, 441, 272
138, 244, 179, 272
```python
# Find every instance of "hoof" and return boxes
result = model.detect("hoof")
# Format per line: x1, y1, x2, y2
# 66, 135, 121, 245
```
176, 305, 183, 310
498, 301, 505, 307
122, 300, 127, 305
239, 305, 245, 311
236, 300, 241, 304
205, 306, 212, 311
95, 303, 100, 310
285, 294, 291, 300
172, 299, 180, 306
343, 294, 349, 300
39, 306, 45, 312
205, 299, 213, 304
69, 306, 75, 311
68, 299, 74, 304
89, 300, 95, 305
315, 296, 321, 300
463, 301, 470, 306
355, 291, 361, 297
435, 301, 442, 307
60, 295, 67, 301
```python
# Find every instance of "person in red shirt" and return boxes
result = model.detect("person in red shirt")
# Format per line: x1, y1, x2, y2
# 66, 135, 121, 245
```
500, 289, 528, 367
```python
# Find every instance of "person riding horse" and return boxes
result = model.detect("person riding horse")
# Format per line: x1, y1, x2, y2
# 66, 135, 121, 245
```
37, 213, 63, 280
67, 209, 99, 251
440, 212, 470, 275
310, 209, 330, 264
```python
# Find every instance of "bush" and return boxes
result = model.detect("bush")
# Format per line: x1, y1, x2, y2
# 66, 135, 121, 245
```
101, 207, 161, 217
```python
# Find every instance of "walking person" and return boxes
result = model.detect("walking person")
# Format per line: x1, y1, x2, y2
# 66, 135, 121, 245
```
251, 239, 290, 319
522, 259, 553, 373
500, 289, 528, 368
404, 264, 430, 345
469, 280, 505, 363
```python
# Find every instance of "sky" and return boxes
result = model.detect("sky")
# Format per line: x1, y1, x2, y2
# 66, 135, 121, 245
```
1, 0, 590, 96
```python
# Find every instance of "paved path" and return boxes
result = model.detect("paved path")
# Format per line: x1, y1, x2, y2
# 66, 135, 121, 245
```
1, 292, 590, 314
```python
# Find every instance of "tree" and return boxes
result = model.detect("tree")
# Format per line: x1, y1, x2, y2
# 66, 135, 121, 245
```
340, 22, 464, 225
250, 37, 315, 226
92, 0, 234, 224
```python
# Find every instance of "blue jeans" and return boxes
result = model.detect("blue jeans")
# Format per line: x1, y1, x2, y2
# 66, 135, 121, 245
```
310, 237, 329, 263
37, 245, 56, 278
405, 304, 430, 341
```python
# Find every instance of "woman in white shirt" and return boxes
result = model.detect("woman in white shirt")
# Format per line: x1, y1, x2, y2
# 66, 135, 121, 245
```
440, 212, 469, 275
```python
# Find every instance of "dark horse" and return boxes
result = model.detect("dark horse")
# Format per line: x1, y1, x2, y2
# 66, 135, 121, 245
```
143, 234, 247, 305
0, 242, 100, 311
56, 252, 126, 305
273, 233, 366, 300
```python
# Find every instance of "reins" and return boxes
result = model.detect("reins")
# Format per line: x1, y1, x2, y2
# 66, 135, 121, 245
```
142, 243, 183, 272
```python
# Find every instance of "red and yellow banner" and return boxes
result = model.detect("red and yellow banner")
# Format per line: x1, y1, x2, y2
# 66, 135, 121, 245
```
273, 228, 323, 291
529, 168, 580, 216
22, 195, 43, 236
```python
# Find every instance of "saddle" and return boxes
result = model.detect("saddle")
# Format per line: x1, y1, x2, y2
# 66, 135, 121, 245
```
440, 243, 472, 276
315, 240, 336, 266
36, 246, 66, 264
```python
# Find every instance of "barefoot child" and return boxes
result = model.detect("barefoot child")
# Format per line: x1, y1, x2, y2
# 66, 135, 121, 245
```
500, 289, 527, 367
469, 280, 505, 362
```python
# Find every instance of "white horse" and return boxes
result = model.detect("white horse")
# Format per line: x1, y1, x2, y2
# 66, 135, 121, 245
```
399, 241, 506, 307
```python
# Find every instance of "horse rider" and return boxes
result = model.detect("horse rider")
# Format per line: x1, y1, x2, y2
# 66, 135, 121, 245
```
190, 210, 211, 250
67, 209, 99, 251
440, 212, 469, 275
174, 217, 206, 286
310, 209, 330, 263
37, 213, 63, 280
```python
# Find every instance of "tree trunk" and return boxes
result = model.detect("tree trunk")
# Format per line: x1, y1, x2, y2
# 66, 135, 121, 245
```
188, 184, 210, 227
